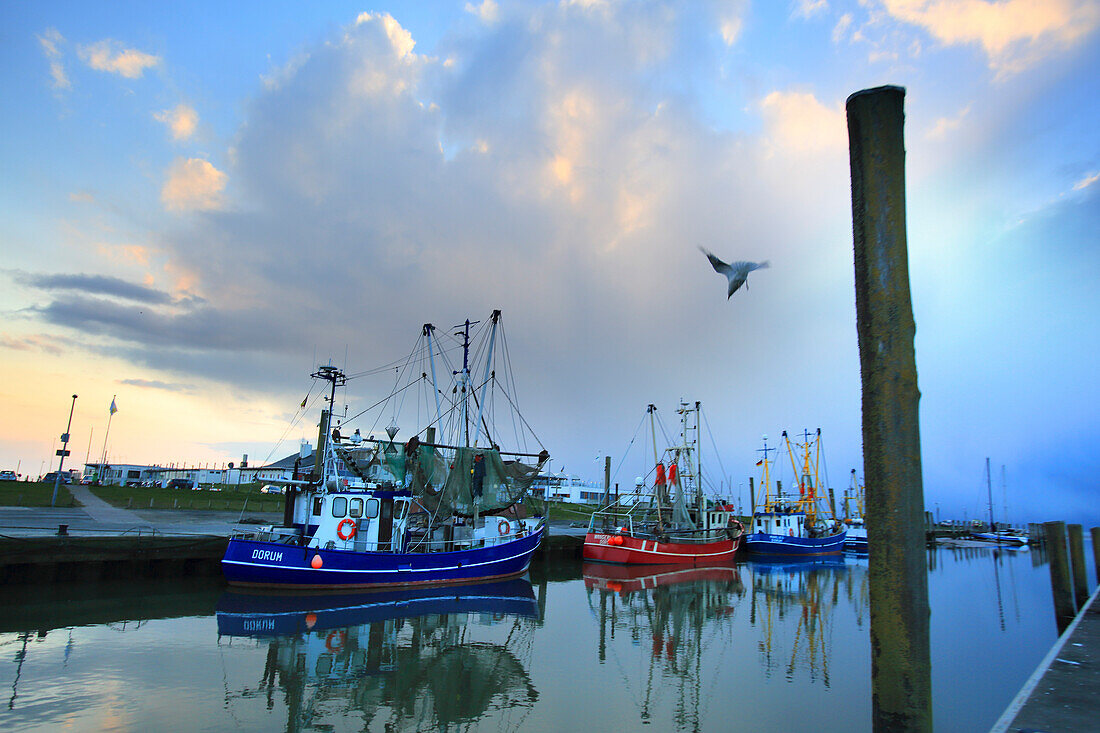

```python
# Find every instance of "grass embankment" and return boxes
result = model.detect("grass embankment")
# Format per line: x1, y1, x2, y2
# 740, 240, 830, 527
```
0, 480, 77, 507
89, 483, 284, 513
522, 497, 601, 524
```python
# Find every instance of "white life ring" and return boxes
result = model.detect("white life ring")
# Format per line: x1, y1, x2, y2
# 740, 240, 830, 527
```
497, 518, 512, 536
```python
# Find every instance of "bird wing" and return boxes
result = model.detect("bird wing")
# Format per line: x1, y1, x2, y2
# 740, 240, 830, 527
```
729, 260, 768, 275
699, 246, 733, 276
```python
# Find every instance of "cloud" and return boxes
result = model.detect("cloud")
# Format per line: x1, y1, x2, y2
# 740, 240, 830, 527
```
465, 0, 501, 24
926, 103, 972, 138
160, 158, 226, 212
69, 191, 95, 203
0, 333, 73, 356
1073, 171, 1099, 191
881, 0, 1100, 75
118, 378, 197, 393
154, 104, 199, 141
793, 0, 830, 20
37, 27, 71, 90
759, 90, 847, 153
14, 272, 174, 304
719, 2, 749, 45
832, 13, 854, 42
355, 11, 416, 59
78, 40, 160, 78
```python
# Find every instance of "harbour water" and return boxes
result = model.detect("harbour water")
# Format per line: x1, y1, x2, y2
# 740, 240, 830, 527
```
0, 544, 1083, 732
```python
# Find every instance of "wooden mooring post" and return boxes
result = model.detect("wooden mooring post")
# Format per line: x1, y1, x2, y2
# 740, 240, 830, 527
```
1043, 521, 1075, 633
1092, 527, 1100, 584
847, 85, 932, 732
1067, 524, 1089, 608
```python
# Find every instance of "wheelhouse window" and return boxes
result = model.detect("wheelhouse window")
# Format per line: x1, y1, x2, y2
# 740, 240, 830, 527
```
349, 498, 363, 518
365, 498, 380, 519
312, 497, 323, 516
332, 496, 348, 518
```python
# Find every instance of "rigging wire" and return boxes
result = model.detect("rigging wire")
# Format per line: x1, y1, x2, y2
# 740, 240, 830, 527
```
701, 411, 731, 497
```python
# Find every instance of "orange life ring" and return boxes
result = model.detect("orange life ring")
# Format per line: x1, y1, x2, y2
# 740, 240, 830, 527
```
325, 629, 345, 652
788, 529, 794, 536
497, 518, 511, 536
337, 518, 357, 540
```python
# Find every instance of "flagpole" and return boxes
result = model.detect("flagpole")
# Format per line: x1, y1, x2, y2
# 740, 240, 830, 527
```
99, 395, 116, 481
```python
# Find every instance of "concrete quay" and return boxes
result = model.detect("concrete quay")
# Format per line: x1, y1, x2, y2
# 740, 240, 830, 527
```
991, 584, 1100, 732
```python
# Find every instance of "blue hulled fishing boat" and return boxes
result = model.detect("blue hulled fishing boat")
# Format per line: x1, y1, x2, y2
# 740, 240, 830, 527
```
744, 430, 846, 557
222, 311, 550, 589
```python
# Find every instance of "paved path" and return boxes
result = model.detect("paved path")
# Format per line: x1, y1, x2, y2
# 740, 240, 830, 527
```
992, 584, 1100, 732
68, 484, 151, 526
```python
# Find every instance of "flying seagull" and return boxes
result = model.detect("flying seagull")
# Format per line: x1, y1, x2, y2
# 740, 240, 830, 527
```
699, 247, 769, 299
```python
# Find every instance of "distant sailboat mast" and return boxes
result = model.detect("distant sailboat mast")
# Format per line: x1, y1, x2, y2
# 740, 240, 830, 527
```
985, 457, 997, 538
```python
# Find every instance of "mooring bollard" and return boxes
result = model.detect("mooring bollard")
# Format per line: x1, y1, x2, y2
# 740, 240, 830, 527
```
57, 524, 68, 536
848, 84, 932, 733
1044, 521, 1075, 633
1067, 524, 1089, 608
1091, 527, 1100, 585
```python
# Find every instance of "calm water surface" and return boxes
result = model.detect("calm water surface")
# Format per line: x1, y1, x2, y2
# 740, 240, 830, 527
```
0, 546, 1079, 732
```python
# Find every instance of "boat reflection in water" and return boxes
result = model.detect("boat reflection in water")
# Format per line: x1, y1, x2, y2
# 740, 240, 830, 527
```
583, 562, 747, 728
216, 577, 540, 732
748, 556, 867, 688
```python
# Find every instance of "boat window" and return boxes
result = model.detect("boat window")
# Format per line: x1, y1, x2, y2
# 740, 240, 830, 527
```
332, 496, 348, 518
349, 498, 363, 518
365, 498, 380, 519
312, 497, 323, 516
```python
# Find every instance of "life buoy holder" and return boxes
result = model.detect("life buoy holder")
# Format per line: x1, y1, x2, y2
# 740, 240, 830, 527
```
497, 518, 512, 536
337, 518, 357, 540
325, 630, 346, 652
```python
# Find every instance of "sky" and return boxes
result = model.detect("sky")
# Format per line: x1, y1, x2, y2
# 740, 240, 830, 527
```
1, 0, 1098, 527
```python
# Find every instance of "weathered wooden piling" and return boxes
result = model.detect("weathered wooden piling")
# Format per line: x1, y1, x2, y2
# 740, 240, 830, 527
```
1044, 521, 1075, 633
847, 85, 932, 732
1092, 527, 1100, 584
1067, 524, 1089, 608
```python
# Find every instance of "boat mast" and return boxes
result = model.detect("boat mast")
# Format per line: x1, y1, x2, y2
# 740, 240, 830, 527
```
757, 436, 773, 512
310, 363, 346, 483
472, 310, 500, 448
985, 457, 996, 536
695, 401, 702, 513
453, 318, 479, 448
423, 323, 444, 434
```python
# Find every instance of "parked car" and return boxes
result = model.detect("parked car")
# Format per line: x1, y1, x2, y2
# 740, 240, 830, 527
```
0, 470, 18, 481
167, 478, 195, 490
259, 485, 284, 494
43, 471, 72, 484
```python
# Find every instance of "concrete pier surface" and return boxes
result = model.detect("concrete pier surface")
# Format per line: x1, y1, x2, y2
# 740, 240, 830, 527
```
991, 584, 1100, 732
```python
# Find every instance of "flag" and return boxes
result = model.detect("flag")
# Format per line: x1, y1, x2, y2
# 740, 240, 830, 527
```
109, 396, 118, 415
300, 396, 307, 409
755, 460, 763, 466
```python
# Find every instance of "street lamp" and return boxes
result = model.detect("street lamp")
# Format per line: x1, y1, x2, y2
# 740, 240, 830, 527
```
52, 394, 78, 507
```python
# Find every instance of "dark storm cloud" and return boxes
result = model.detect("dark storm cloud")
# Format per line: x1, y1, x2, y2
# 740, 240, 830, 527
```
13, 271, 176, 305
29, 293, 310, 354
118, 378, 197, 393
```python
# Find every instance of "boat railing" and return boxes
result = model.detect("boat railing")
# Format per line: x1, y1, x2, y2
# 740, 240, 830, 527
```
588, 510, 635, 535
